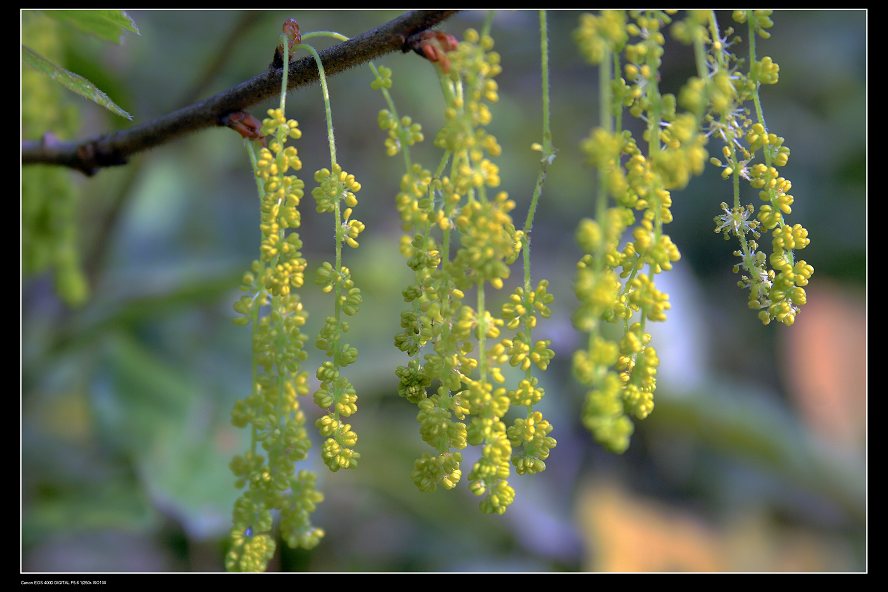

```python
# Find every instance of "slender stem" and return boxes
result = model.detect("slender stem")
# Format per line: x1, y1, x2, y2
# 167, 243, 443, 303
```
748, 15, 768, 159
539, 15, 552, 147
600, 47, 612, 135
442, 227, 451, 270
613, 51, 623, 133
334, 214, 343, 329
477, 281, 487, 382
304, 43, 343, 372
437, 67, 457, 105
303, 32, 414, 171
731, 145, 741, 210
522, 11, 550, 327
475, 159, 487, 204
692, 26, 709, 123
436, 151, 453, 260
245, 139, 264, 199
595, 44, 612, 267
586, 34, 615, 354
645, 37, 661, 158
752, 90, 768, 141
442, 154, 460, 264
274, 292, 286, 432
747, 13, 791, 267
244, 139, 264, 459
302, 31, 348, 43
522, 184, 543, 290
520, 10, 554, 392
643, 14, 663, 332
693, 27, 709, 81
308, 32, 418, 182
596, 39, 613, 318
433, 152, 452, 195
641, 11, 665, 335
482, 11, 495, 37
729, 136, 755, 271
294, 43, 336, 166
280, 35, 289, 112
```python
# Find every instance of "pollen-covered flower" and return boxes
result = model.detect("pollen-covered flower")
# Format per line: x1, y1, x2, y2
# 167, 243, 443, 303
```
714, 202, 759, 238
311, 164, 361, 213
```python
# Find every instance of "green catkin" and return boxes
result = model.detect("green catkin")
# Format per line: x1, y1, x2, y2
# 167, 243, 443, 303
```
228, 26, 370, 570
257, 37, 369, 475
296, 39, 366, 473
376, 18, 556, 515
721, 10, 812, 326
574, 10, 690, 453
572, 10, 810, 454
680, 10, 811, 327
228, 27, 369, 570
227, 105, 323, 572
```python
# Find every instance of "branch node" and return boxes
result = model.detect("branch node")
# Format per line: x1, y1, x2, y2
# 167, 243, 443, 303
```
406, 30, 459, 73
75, 143, 97, 176
221, 111, 265, 142
272, 17, 302, 70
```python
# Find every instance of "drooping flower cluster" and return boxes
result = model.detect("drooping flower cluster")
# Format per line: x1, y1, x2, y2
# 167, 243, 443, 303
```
374, 26, 556, 514
227, 20, 373, 568
573, 10, 707, 453
571, 10, 810, 453
227, 107, 323, 571
311, 163, 364, 472
697, 10, 812, 326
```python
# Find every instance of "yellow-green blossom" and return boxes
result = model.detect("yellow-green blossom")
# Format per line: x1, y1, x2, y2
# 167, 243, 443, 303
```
703, 10, 813, 326
306, 70, 367, 473
375, 24, 556, 514
573, 10, 687, 453
228, 107, 323, 572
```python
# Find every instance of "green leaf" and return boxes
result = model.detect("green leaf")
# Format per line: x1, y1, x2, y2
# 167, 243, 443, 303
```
649, 383, 866, 522
44, 10, 139, 44
92, 334, 239, 539
22, 46, 132, 120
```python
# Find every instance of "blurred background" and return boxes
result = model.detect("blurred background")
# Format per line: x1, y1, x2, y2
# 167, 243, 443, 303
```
21, 10, 866, 572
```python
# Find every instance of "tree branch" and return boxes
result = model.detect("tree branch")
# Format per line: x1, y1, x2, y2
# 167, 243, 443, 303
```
22, 10, 459, 176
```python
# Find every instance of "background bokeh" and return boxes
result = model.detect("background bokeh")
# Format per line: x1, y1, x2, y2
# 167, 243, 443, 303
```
22, 10, 866, 572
